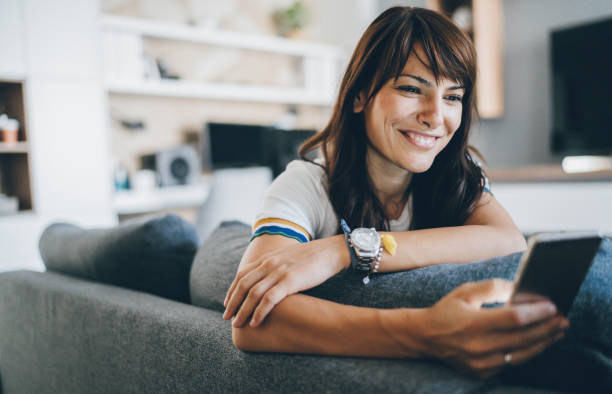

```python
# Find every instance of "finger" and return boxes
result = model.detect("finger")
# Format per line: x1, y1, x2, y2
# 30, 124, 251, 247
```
494, 315, 568, 349
224, 277, 238, 308
232, 270, 285, 327
224, 268, 250, 308
452, 279, 513, 307
468, 315, 568, 356
223, 267, 270, 320
481, 302, 558, 331
224, 261, 261, 307
460, 330, 565, 375
505, 330, 565, 366
249, 284, 287, 327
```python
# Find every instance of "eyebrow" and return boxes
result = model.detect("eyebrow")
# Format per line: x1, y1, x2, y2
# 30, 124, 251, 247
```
399, 73, 464, 90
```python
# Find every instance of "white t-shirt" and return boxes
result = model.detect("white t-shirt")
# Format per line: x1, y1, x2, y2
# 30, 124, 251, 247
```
252, 160, 411, 242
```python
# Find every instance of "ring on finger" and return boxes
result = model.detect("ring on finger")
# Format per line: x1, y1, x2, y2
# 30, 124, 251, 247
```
503, 351, 513, 366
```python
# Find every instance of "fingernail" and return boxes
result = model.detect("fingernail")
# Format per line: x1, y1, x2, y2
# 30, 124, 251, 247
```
546, 303, 557, 315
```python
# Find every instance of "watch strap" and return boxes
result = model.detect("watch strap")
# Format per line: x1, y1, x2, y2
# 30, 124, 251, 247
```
340, 219, 358, 271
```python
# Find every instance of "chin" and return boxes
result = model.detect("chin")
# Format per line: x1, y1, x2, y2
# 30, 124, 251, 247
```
398, 156, 435, 173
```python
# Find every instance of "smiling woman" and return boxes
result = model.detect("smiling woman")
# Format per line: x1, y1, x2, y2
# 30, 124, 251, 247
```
356, 44, 464, 174
219, 6, 559, 380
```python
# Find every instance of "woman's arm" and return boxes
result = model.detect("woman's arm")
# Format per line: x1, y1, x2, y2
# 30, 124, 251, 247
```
225, 194, 524, 328
378, 192, 527, 272
232, 278, 567, 379
226, 231, 566, 378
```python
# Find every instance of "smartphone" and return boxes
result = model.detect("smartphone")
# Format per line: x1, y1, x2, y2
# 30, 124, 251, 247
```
510, 231, 603, 315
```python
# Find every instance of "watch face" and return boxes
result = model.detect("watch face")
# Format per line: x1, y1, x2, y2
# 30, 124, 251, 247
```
351, 228, 380, 251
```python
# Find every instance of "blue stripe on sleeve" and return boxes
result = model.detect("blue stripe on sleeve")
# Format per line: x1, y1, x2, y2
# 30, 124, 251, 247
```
251, 225, 309, 243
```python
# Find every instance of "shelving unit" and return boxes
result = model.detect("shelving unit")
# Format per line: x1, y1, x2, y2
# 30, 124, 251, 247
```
100, 13, 346, 219
105, 79, 334, 106
426, 0, 505, 118
100, 14, 345, 106
0, 142, 29, 153
0, 79, 33, 215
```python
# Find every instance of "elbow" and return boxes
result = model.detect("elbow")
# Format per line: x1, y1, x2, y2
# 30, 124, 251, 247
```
232, 326, 254, 351
516, 234, 528, 251
506, 229, 527, 254
232, 324, 270, 352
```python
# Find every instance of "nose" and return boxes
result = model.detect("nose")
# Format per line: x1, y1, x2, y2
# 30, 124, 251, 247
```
417, 96, 443, 130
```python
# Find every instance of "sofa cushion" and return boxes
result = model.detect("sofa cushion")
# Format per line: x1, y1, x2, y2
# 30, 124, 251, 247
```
189, 223, 612, 393
39, 214, 198, 303
190, 221, 251, 310
188, 220, 520, 311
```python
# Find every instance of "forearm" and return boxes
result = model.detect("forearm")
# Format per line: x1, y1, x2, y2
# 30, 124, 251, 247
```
232, 293, 426, 358
378, 224, 527, 272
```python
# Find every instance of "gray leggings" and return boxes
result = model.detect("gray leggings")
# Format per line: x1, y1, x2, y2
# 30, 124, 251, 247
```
305, 238, 612, 392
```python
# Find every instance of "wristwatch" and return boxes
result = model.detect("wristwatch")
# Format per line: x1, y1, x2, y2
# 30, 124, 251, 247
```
340, 219, 381, 271
350, 227, 382, 271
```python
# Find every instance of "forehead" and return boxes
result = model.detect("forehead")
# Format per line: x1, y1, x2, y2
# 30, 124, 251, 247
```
398, 44, 461, 88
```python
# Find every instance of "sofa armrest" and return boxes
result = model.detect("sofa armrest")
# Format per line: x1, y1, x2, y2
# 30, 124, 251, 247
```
0, 270, 555, 393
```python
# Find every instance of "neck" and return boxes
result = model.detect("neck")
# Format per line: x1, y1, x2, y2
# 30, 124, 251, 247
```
366, 147, 412, 216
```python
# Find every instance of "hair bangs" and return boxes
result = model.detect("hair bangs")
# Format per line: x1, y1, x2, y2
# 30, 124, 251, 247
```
409, 12, 475, 91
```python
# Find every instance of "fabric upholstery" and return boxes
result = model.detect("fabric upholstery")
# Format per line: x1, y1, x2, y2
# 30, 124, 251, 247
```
0, 270, 556, 394
39, 214, 199, 303
190, 221, 252, 310
188, 222, 612, 392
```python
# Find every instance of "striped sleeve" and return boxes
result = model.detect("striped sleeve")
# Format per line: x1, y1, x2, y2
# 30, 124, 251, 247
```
252, 218, 311, 243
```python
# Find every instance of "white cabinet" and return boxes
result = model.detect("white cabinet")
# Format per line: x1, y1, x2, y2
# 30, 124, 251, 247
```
0, 0, 115, 273
489, 165, 612, 234
100, 15, 346, 105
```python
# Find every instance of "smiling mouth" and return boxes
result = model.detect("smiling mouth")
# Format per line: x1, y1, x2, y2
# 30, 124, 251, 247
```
399, 130, 440, 149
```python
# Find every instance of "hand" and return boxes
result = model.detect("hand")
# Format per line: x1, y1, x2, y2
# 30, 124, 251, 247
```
417, 279, 569, 379
223, 235, 348, 328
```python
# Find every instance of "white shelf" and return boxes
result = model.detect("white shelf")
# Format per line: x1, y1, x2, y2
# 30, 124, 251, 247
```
113, 181, 211, 215
100, 14, 344, 106
106, 79, 336, 105
0, 141, 28, 153
100, 15, 345, 59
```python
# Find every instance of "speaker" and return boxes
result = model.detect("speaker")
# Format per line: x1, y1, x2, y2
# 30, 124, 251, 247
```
141, 145, 200, 186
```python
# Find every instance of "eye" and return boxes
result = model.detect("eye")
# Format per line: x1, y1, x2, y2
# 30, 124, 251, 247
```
445, 95, 463, 103
397, 85, 420, 94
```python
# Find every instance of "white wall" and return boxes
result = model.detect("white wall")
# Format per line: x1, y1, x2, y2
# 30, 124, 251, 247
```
0, 0, 115, 272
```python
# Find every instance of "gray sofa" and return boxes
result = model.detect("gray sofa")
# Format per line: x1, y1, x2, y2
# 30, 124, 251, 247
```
1, 217, 610, 393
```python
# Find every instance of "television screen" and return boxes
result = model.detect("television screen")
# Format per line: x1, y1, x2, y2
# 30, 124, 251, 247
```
203, 123, 316, 177
551, 16, 612, 155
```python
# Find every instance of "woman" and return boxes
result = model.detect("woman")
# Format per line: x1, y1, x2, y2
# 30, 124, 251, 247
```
223, 6, 568, 378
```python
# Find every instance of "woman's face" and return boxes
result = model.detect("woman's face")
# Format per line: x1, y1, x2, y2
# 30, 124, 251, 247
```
354, 44, 465, 173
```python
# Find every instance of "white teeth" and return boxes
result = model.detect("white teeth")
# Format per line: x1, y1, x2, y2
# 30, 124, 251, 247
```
405, 131, 436, 148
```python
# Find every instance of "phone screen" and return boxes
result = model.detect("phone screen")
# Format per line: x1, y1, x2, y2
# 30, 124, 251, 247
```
511, 232, 602, 315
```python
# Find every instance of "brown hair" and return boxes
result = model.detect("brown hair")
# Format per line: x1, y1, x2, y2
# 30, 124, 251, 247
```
298, 6, 486, 231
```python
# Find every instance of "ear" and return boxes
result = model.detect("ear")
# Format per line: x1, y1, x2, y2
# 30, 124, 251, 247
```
353, 92, 366, 113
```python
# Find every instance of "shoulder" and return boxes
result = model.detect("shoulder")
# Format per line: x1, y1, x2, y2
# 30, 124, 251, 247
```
255, 160, 331, 241
284, 159, 326, 180
273, 160, 328, 194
